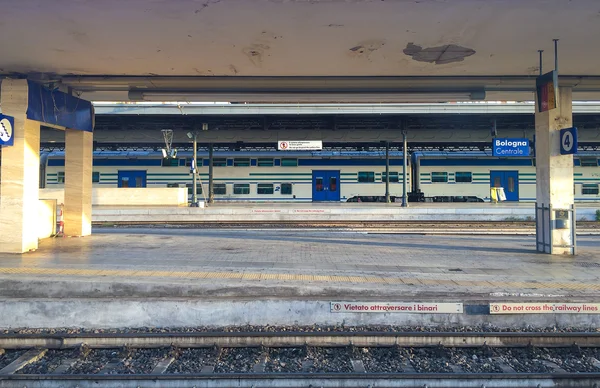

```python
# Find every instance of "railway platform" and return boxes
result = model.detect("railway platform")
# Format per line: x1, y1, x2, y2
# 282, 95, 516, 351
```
1, 228, 600, 329
91, 202, 600, 223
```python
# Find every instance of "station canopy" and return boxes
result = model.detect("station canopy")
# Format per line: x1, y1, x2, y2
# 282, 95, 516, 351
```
1, 0, 600, 102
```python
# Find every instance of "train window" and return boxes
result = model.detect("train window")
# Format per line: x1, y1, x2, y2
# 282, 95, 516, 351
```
213, 183, 227, 194
330, 176, 337, 191
234, 158, 251, 167
358, 171, 375, 182
507, 176, 515, 192
92, 172, 100, 183
582, 184, 599, 195
580, 157, 598, 167
281, 183, 292, 195
281, 158, 298, 167
186, 184, 202, 195
167, 183, 179, 188
315, 177, 324, 191
382, 172, 399, 182
162, 158, 179, 167
258, 158, 274, 167
455, 172, 472, 183
234, 183, 250, 194
431, 172, 448, 183
57, 171, 65, 183
493, 177, 502, 187
213, 158, 227, 167
257, 183, 274, 194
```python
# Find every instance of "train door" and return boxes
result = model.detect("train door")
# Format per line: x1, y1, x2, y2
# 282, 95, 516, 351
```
312, 170, 340, 201
118, 170, 147, 188
490, 170, 519, 201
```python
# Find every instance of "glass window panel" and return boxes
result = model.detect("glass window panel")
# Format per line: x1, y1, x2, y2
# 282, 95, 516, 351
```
233, 183, 250, 194
233, 158, 250, 167
257, 183, 274, 194
494, 177, 502, 187
315, 177, 324, 191
135, 177, 143, 187
92, 172, 100, 183
213, 183, 226, 194
358, 171, 375, 183
281, 183, 292, 195
382, 172, 399, 183
57, 171, 65, 183
507, 176, 515, 192
281, 158, 298, 167
186, 184, 202, 195
582, 184, 599, 195
257, 158, 274, 167
431, 172, 448, 183
455, 172, 472, 183
329, 176, 337, 191
161, 158, 178, 167
121, 177, 129, 188
212, 158, 227, 167
580, 158, 598, 167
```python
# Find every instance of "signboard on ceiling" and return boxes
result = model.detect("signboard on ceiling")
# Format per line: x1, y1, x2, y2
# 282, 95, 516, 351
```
278, 140, 322, 151
0, 114, 15, 146
492, 138, 530, 157
559, 127, 578, 155
536, 70, 558, 113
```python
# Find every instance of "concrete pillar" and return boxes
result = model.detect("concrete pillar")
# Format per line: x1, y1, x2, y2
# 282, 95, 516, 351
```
0, 80, 41, 253
535, 86, 574, 255
64, 128, 93, 236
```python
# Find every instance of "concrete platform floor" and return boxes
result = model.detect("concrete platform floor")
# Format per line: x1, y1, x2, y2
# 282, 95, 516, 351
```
1, 228, 600, 328
1, 228, 599, 300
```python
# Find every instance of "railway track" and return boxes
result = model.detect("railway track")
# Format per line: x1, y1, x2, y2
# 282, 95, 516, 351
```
1, 331, 600, 387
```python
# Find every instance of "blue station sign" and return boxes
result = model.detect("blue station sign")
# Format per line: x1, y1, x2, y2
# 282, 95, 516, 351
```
0, 114, 15, 146
492, 138, 530, 157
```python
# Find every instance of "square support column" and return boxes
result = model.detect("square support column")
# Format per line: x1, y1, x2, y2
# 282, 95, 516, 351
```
535, 86, 575, 255
0, 80, 41, 253
64, 128, 93, 236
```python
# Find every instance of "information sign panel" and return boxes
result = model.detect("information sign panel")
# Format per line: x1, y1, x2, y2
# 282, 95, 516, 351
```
559, 127, 578, 155
0, 114, 15, 146
492, 138, 530, 157
278, 140, 322, 151
536, 70, 558, 113
330, 302, 463, 314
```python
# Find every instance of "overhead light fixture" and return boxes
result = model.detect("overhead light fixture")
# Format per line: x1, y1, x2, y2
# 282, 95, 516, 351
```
128, 91, 486, 103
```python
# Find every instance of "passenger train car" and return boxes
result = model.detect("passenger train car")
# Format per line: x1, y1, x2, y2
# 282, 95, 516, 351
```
4, 150, 597, 203
413, 152, 600, 202
41, 151, 411, 202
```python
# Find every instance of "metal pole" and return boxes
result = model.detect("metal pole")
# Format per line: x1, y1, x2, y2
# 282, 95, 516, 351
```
385, 141, 390, 203
538, 50, 543, 76
208, 143, 214, 204
192, 135, 198, 206
402, 130, 408, 208
553, 39, 559, 73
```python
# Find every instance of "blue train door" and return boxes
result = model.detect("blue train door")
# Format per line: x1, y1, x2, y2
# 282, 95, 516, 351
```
490, 170, 519, 201
312, 170, 340, 201
118, 170, 147, 188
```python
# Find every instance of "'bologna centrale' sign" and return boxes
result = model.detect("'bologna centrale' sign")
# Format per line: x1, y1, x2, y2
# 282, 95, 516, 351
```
492, 138, 530, 157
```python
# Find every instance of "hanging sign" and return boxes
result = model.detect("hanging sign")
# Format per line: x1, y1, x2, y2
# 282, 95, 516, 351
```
536, 70, 558, 113
492, 138, 530, 156
278, 140, 322, 151
559, 127, 578, 155
0, 114, 15, 146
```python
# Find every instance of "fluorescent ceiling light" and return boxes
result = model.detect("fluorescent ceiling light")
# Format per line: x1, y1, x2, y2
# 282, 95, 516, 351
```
128, 91, 486, 103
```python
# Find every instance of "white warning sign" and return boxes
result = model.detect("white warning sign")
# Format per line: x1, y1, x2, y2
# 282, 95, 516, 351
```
278, 140, 322, 151
490, 302, 600, 314
331, 302, 463, 314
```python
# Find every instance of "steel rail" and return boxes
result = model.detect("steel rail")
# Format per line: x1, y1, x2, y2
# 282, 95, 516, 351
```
0, 332, 599, 349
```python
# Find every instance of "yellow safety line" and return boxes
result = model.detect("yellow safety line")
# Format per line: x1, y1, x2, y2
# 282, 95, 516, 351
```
0, 267, 598, 291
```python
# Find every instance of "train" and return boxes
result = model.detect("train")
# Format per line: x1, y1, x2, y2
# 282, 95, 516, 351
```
5, 150, 599, 203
